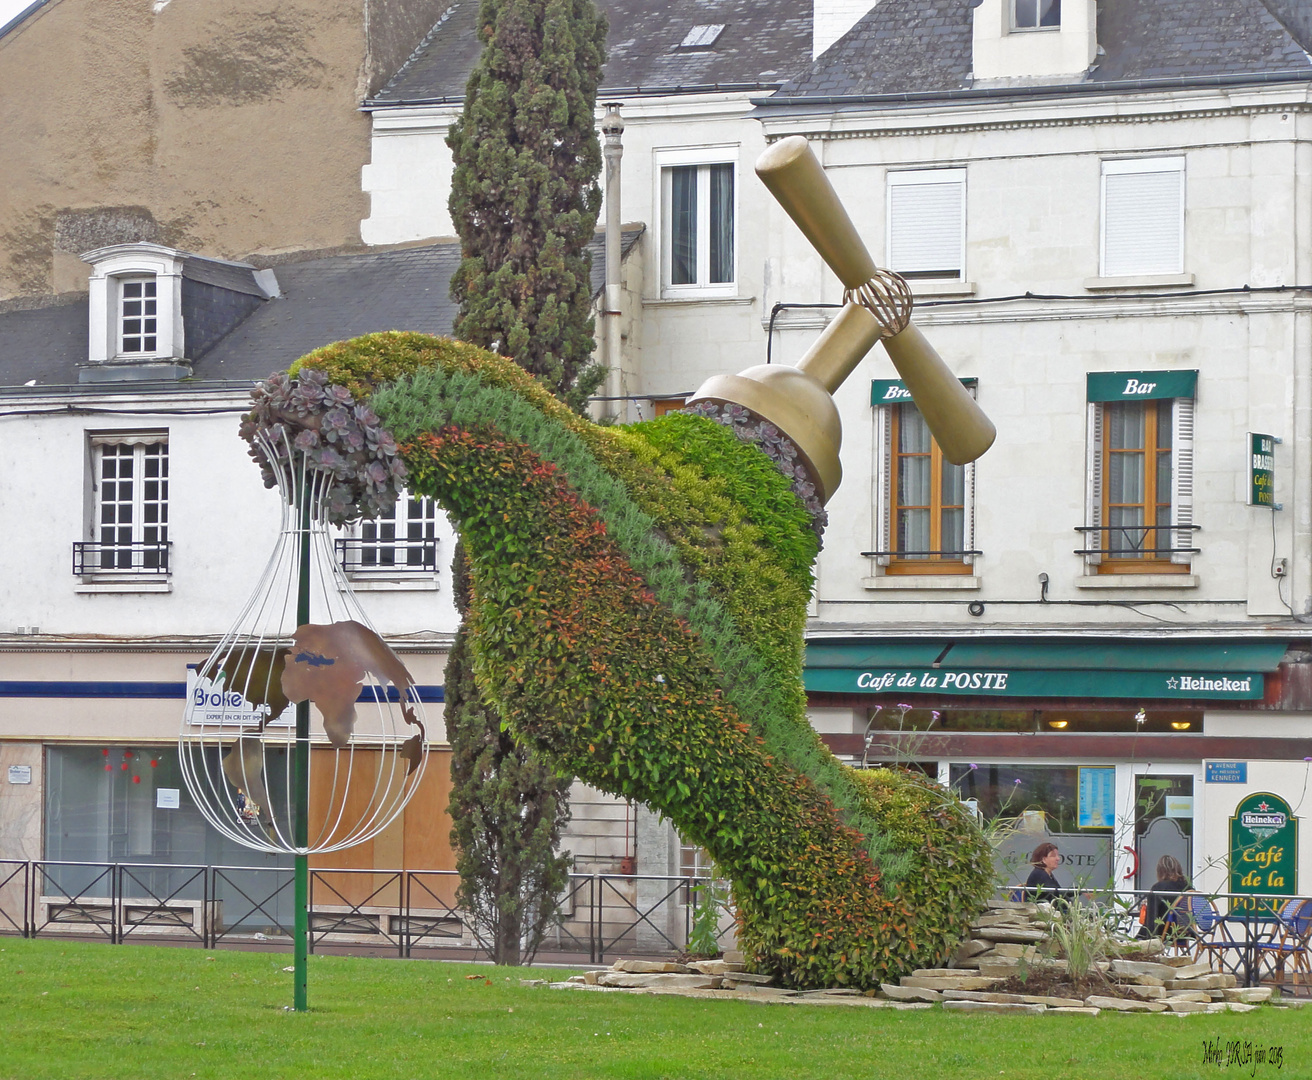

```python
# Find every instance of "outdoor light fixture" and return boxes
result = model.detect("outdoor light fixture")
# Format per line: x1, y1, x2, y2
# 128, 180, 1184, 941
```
1047, 719, 1069, 729
1171, 721, 1192, 730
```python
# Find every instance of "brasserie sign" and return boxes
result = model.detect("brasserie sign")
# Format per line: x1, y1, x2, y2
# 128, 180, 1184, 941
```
805, 666, 1265, 700
1248, 432, 1278, 508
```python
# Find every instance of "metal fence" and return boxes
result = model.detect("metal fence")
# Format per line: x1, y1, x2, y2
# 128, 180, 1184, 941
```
0, 860, 736, 965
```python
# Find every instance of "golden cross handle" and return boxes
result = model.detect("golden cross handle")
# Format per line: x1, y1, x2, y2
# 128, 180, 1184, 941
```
756, 137, 996, 466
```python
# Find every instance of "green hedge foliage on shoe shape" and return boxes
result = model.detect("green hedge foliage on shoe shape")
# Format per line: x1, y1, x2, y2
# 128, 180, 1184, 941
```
245, 332, 991, 987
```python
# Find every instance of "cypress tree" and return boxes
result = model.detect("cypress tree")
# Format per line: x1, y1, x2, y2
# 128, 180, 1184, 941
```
445, 554, 572, 966
448, 0, 608, 412
444, 0, 607, 965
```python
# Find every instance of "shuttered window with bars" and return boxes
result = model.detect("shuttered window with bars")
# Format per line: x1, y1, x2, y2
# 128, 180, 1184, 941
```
887, 168, 966, 281
1100, 158, 1185, 278
1082, 371, 1196, 573
872, 389, 977, 576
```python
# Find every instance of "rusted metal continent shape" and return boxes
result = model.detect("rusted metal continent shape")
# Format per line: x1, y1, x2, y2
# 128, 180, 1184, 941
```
687, 136, 995, 505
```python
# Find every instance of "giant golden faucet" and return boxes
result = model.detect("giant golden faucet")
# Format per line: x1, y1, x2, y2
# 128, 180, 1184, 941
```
688, 137, 996, 504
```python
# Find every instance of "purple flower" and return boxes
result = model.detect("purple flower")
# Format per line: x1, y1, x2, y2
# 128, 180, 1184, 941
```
897, 703, 912, 712
1014, 779, 1023, 785
968, 763, 979, 771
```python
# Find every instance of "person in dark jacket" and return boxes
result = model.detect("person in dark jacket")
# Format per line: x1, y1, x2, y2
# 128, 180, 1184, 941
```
1025, 841, 1063, 902
1145, 854, 1191, 938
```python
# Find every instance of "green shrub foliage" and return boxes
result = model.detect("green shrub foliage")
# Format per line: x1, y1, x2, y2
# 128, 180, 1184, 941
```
264, 332, 991, 988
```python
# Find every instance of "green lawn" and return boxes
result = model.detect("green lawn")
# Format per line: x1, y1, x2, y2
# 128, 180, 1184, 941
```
0, 938, 1306, 1080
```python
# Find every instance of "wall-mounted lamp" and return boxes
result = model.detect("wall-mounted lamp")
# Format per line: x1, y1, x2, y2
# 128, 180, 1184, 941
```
1170, 721, 1191, 730
1047, 719, 1069, 729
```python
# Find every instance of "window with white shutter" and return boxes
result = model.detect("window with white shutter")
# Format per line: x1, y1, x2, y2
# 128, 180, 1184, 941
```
1100, 158, 1185, 278
887, 169, 966, 280
1081, 372, 1197, 574
871, 386, 977, 576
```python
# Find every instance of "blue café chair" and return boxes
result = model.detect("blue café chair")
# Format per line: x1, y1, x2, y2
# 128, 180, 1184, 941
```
1185, 895, 1249, 976
1254, 897, 1312, 989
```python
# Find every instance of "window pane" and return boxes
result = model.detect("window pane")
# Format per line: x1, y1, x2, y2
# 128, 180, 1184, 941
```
1103, 167, 1183, 277
669, 166, 697, 285
897, 404, 932, 454
897, 508, 930, 556
1014, 0, 1059, 27
898, 454, 931, 508
888, 177, 964, 278
940, 457, 965, 505
941, 507, 964, 553
708, 164, 733, 284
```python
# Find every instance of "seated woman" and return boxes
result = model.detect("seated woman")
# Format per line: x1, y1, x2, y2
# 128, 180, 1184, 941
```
1024, 842, 1064, 903
1145, 854, 1191, 939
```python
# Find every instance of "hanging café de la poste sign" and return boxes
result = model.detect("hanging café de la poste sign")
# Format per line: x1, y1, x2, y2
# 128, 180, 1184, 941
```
803, 640, 1282, 701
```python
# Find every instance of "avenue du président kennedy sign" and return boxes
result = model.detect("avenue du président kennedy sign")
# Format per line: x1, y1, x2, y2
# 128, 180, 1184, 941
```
803, 666, 1265, 700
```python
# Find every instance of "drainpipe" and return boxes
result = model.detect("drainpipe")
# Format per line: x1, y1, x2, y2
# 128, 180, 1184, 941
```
601, 102, 625, 420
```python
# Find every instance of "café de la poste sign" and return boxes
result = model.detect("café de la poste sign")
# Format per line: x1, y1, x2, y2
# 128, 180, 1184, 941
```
810, 667, 1264, 700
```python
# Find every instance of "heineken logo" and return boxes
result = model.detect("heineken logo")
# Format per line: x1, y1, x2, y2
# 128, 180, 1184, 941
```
1241, 801, 1287, 840
1165, 675, 1252, 693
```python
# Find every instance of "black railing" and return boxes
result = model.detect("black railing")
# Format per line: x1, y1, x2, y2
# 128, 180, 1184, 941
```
861, 549, 982, 559
0, 861, 736, 966
1074, 524, 1199, 558
335, 538, 438, 574
72, 541, 171, 575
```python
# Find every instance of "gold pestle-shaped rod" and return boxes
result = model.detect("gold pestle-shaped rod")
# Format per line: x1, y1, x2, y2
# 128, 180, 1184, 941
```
755, 136, 995, 468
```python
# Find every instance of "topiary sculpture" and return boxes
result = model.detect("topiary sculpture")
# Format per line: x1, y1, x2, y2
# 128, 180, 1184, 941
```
239, 328, 994, 990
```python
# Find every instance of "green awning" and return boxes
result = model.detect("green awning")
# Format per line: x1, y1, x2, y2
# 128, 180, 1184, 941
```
803, 638, 1288, 700
872, 378, 975, 406
1087, 370, 1198, 402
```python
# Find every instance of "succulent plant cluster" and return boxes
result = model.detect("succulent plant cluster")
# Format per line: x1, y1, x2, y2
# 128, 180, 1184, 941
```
682, 400, 828, 539
239, 367, 409, 524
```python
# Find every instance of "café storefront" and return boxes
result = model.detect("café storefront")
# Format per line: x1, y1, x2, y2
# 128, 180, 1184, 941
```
805, 637, 1312, 898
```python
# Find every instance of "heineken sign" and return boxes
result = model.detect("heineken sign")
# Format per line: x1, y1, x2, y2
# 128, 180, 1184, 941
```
1247, 432, 1278, 508
1229, 792, 1297, 910
804, 666, 1265, 700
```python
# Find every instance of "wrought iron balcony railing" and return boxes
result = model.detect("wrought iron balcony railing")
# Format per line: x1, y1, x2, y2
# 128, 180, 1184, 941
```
73, 541, 171, 576
1074, 524, 1200, 559
335, 537, 438, 575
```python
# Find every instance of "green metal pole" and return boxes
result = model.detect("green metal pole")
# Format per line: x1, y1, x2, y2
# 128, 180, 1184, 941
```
293, 479, 311, 1012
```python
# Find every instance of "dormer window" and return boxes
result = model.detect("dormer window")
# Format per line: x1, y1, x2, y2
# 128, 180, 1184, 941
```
119, 277, 158, 354
79, 242, 274, 383
1014, 0, 1059, 29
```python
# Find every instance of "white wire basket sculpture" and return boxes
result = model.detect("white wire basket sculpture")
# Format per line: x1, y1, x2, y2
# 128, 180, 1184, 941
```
179, 429, 429, 855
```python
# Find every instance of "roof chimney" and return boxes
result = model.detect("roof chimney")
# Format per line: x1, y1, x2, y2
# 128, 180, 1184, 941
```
813, 0, 879, 60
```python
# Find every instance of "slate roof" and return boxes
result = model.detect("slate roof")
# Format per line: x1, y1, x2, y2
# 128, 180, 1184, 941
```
367, 0, 813, 105
0, 230, 643, 391
771, 0, 1312, 102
